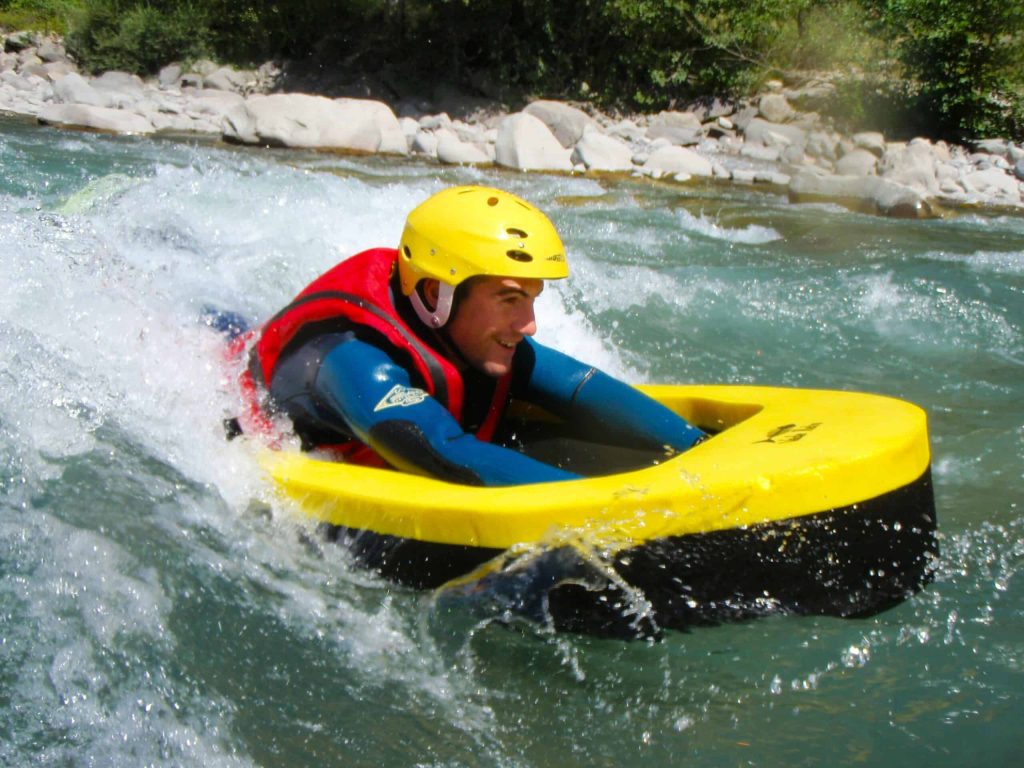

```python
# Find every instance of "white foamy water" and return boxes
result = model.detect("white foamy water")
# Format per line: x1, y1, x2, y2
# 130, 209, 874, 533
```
675, 207, 782, 244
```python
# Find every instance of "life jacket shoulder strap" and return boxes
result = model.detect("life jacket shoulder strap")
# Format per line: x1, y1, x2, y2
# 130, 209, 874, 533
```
278, 289, 451, 410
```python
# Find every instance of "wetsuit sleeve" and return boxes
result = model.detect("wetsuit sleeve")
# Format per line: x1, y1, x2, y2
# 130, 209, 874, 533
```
312, 337, 580, 486
516, 337, 707, 451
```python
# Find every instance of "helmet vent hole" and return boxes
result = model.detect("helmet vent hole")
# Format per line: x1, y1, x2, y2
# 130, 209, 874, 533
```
403, 245, 412, 259
506, 250, 533, 263
487, 197, 499, 206
506, 227, 528, 238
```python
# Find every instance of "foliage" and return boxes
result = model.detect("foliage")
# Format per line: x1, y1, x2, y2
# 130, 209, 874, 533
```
64, 0, 387, 74
595, 0, 722, 107
399, 0, 853, 108
7, 0, 1022, 140
37, 0, 878, 108
64, 0, 213, 73
863, 0, 1024, 140
0, 0, 80, 33
819, 75, 926, 137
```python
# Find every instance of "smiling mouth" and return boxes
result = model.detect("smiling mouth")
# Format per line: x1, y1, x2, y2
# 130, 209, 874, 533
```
496, 339, 518, 350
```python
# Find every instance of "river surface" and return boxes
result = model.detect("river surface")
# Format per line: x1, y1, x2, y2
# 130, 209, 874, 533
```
1, 116, 1021, 766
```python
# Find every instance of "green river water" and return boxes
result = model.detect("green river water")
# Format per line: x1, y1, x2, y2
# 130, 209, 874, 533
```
1, 116, 1021, 766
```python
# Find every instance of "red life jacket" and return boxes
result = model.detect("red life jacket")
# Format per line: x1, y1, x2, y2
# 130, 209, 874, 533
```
245, 248, 511, 464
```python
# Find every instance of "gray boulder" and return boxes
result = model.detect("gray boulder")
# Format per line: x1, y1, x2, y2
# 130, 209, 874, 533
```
852, 131, 886, 157
158, 64, 183, 87
756, 170, 791, 186
38, 103, 155, 135
255, 61, 282, 93
685, 96, 734, 121
398, 116, 419, 141
963, 167, 1022, 201
641, 145, 713, 178
1014, 159, 1024, 182
411, 130, 438, 156
653, 111, 702, 128
646, 111, 704, 145
495, 112, 573, 172
879, 139, 940, 195
204, 66, 257, 94
780, 143, 807, 165
222, 94, 407, 154
731, 104, 760, 132
186, 89, 245, 119
36, 38, 66, 63
451, 119, 489, 146
972, 152, 1010, 170
523, 100, 595, 148
53, 72, 113, 107
705, 115, 735, 137
570, 127, 634, 172
835, 148, 878, 176
0, 71, 34, 92
39, 60, 74, 80
419, 113, 452, 131
17, 50, 41, 69
743, 117, 807, 150
606, 118, 645, 143
648, 125, 702, 146
973, 138, 1010, 157
789, 168, 931, 218
91, 71, 146, 107
188, 59, 220, 78
739, 143, 780, 162
346, 98, 409, 155
144, 109, 201, 134
436, 129, 491, 165
3, 31, 36, 53
806, 131, 839, 160
758, 93, 795, 123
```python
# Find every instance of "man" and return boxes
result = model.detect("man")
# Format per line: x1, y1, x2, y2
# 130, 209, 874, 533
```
246, 185, 705, 485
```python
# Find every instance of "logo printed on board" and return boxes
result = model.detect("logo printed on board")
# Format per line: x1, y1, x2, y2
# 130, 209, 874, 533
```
755, 423, 822, 444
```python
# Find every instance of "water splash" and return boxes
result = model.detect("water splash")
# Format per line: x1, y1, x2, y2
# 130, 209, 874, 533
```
675, 207, 782, 244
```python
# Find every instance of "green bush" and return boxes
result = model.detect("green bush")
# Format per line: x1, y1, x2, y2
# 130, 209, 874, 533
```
864, 0, 1024, 140
66, 0, 213, 74
820, 76, 926, 138
0, 0, 81, 34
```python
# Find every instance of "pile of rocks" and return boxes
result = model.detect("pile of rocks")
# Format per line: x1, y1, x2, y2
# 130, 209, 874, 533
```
2, 31, 280, 135
3, 30, 1023, 218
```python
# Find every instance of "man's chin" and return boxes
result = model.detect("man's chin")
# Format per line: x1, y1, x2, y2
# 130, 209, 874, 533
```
478, 362, 512, 377
474, 355, 514, 377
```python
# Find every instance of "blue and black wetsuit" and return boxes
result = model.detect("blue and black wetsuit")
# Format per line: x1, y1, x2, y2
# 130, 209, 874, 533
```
268, 332, 706, 487
254, 248, 706, 486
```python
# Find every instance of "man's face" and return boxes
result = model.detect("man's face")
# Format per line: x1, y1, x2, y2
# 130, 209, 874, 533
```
444, 275, 543, 377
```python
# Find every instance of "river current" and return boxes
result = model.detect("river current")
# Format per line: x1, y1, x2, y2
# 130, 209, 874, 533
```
1, 117, 1021, 766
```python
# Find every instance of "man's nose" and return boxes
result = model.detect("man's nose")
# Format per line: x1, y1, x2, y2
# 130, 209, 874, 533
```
516, 303, 537, 336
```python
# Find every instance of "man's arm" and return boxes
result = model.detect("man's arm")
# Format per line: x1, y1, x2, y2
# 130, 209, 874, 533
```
313, 337, 580, 486
515, 338, 707, 451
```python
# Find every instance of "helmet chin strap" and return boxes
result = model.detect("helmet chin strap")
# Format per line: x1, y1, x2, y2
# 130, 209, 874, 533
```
410, 281, 456, 328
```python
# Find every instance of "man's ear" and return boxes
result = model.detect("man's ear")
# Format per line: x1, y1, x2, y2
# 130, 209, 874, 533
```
422, 279, 440, 310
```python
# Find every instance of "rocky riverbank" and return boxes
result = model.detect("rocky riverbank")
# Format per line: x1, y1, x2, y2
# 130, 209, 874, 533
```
4, 30, 1024, 218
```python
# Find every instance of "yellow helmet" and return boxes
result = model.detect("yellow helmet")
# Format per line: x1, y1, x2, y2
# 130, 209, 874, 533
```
397, 185, 569, 296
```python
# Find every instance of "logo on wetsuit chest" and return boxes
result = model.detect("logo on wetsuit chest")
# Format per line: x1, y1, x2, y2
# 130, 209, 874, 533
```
374, 384, 429, 412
